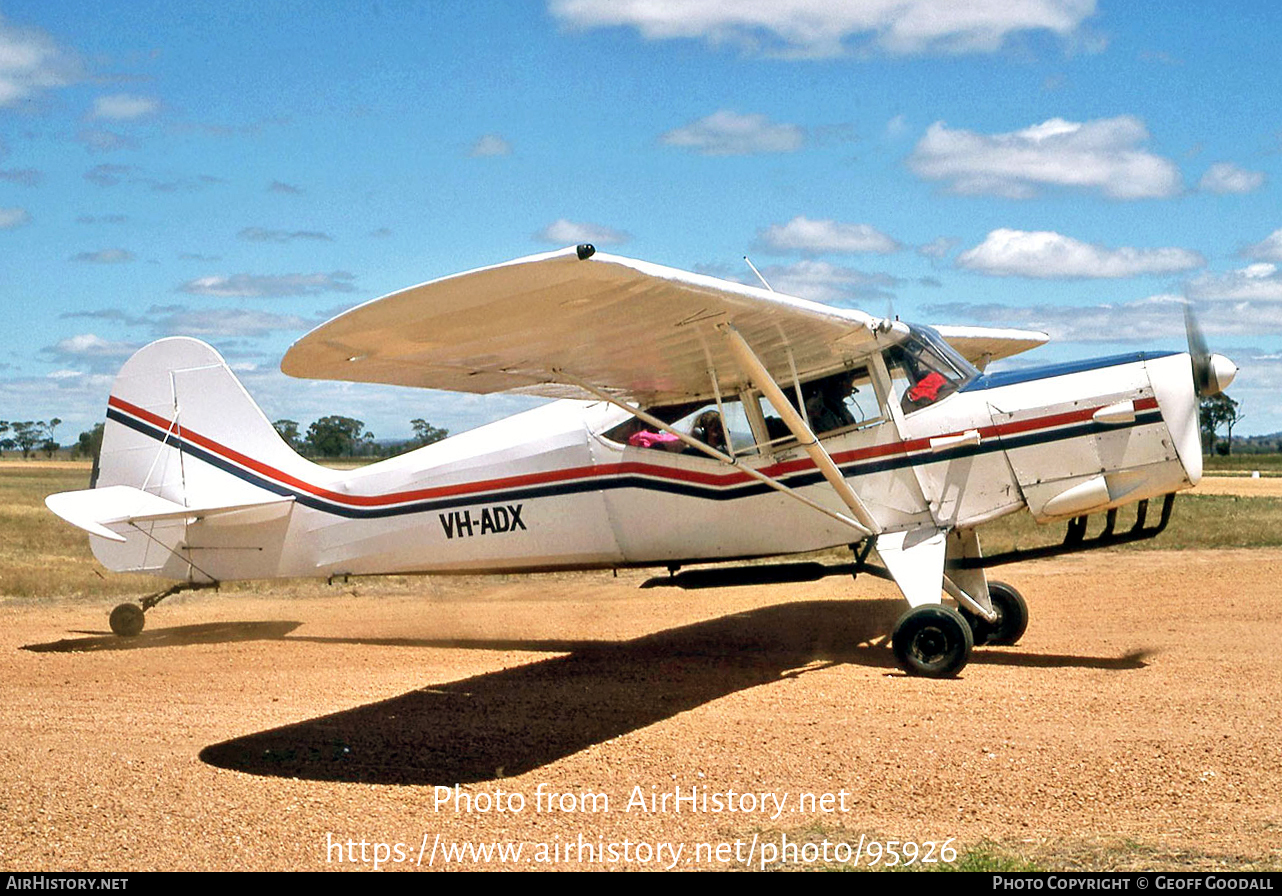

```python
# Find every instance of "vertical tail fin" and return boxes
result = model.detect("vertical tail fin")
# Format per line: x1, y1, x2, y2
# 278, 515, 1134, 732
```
50, 338, 327, 581
99, 337, 317, 503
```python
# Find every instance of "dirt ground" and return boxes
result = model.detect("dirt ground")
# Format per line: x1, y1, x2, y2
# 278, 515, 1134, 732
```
1193, 475, 1282, 498
1, 546, 1280, 872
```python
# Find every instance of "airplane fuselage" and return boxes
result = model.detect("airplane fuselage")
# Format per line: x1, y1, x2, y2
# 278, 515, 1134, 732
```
89, 348, 1200, 584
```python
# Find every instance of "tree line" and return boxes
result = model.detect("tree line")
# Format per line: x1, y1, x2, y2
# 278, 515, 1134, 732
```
0, 415, 448, 462
271, 416, 449, 458
0, 419, 62, 458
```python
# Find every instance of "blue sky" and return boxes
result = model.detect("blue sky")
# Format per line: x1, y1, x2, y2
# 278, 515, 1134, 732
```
3, 1, 1281, 442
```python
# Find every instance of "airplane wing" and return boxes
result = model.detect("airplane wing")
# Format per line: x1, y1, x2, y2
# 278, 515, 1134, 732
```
282, 247, 883, 405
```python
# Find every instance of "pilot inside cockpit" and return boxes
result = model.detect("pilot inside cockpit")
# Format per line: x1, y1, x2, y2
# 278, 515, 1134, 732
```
882, 325, 978, 414
803, 371, 858, 434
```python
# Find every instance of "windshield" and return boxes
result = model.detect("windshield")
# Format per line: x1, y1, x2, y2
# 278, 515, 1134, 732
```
882, 325, 979, 414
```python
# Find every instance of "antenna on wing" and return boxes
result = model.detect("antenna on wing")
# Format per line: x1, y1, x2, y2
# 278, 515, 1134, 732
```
744, 256, 773, 292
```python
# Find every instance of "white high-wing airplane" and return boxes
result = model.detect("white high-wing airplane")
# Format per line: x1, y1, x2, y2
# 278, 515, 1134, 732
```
46, 245, 1237, 676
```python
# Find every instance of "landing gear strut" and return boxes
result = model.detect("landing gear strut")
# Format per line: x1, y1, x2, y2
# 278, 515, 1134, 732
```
107, 580, 218, 637
891, 605, 973, 677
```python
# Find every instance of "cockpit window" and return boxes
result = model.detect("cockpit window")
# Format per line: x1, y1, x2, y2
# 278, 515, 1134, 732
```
758, 366, 882, 441
882, 325, 978, 415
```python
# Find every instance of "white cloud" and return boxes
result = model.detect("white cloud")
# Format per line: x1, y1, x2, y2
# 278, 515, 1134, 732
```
469, 134, 512, 157
0, 371, 116, 435
1243, 229, 1282, 263
917, 236, 958, 259
0, 167, 42, 186
237, 226, 333, 243
550, 0, 1096, 58
957, 229, 1204, 278
91, 93, 159, 120
83, 163, 136, 187
1186, 264, 1282, 303
1198, 162, 1265, 194
152, 308, 313, 338
908, 116, 1182, 199
0, 206, 30, 228
757, 259, 901, 304
40, 333, 142, 373
178, 272, 357, 298
661, 110, 803, 156
75, 128, 137, 153
757, 216, 900, 254
70, 248, 134, 264
533, 218, 630, 245
925, 294, 1190, 343
0, 15, 81, 107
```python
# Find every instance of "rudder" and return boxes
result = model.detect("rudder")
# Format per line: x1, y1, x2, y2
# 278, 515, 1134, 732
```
100, 337, 312, 505
67, 338, 326, 580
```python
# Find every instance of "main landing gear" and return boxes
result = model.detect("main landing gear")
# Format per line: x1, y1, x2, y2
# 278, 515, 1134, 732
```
891, 581, 1029, 677
958, 581, 1029, 647
892, 605, 973, 678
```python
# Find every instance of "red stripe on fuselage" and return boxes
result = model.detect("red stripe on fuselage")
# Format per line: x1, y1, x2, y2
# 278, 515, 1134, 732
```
106, 394, 1159, 508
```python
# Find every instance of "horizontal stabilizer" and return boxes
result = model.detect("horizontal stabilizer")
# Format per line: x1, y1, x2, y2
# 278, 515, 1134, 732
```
46, 485, 294, 543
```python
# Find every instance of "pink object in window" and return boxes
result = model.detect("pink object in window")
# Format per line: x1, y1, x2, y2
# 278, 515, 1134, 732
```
627, 430, 681, 449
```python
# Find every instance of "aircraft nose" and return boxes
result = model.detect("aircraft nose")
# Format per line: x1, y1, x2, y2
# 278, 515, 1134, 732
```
1204, 353, 1237, 395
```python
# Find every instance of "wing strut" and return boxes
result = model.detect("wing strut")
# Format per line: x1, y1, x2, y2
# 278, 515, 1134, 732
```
554, 369, 874, 538
719, 324, 882, 536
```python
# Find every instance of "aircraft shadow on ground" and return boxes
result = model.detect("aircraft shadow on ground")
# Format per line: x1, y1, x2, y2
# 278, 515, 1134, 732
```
200, 599, 899, 786
21, 620, 303, 653
197, 599, 1147, 786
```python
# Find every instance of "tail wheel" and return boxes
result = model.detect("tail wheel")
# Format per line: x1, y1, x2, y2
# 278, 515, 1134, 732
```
892, 605, 973, 678
109, 603, 145, 637
962, 581, 1029, 646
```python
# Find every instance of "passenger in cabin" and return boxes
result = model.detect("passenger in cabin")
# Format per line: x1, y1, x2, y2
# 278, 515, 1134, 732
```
690, 411, 728, 454
804, 371, 858, 434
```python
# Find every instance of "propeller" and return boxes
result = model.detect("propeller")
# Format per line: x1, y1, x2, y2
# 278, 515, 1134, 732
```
1184, 304, 1237, 396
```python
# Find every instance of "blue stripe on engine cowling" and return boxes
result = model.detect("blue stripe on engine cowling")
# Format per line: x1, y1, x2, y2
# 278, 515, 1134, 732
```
961, 351, 1178, 392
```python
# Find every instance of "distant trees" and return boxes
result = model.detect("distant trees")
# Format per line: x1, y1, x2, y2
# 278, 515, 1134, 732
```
0, 419, 59, 458
272, 419, 301, 450
410, 418, 448, 447
76, 423, 104, 461
1199, 394, 1245, 455
0, 414, 448, 461
305, 416, 375, 457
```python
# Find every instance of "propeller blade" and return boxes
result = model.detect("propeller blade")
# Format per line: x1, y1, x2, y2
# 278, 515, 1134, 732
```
1184, 304, 1236, 396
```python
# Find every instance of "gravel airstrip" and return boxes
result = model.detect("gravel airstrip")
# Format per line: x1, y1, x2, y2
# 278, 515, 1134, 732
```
0, 477, 1279, 871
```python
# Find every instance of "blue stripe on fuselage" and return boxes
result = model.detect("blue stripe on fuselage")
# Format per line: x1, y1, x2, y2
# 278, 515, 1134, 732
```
961, 351, 1178, 392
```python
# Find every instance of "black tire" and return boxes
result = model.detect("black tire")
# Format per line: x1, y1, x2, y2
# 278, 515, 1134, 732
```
985, 581, 1028, 646
892, 605, 973, 678
961, 581, 1028, 646
109, 603, 145, 637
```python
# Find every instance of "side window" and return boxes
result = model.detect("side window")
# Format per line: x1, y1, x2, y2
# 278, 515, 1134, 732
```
758, 367, 882, 440
601, 398, 756, 457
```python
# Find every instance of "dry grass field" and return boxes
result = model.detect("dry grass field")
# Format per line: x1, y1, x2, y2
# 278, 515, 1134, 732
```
2, 461, 1280, 871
